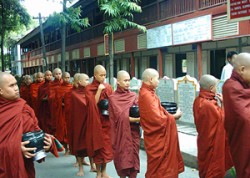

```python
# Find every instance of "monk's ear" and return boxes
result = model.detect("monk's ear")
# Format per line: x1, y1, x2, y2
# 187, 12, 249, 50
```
117, 80, 120, 86
0, 88, 3, 95
239, 66, 245, 74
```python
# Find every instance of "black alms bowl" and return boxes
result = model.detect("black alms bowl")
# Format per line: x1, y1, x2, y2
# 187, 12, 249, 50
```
161, 102, 177, 114
22, 130, 46, 161
129, 105, 140, 118
98, 99, 109, 116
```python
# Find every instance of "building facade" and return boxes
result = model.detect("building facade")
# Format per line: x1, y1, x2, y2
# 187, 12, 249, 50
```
14, 0, 250, 80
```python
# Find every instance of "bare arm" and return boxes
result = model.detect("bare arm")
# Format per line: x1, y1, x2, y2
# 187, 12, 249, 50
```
95, 84, 105, 104
173, 108, 182, 120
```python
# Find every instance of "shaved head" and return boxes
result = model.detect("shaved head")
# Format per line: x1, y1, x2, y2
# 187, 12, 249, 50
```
78, 73, 89, 81
199, 74, 219, 91
0, 72, 19, 100
94, 65, 106, 75
233, 53, 250, 85
117, 70, 130, 90
117, 70, 130, 81
94, 65, 106, 83
63, 72, 70, 83
73, 73, 80, 87
45, 70, 52, 81
45, 70, 52, 75
0, 72, 10, 88
53, 68, 62, 75
233, 53, 250, 70
53, 68, 62, 80
142, 68, 159, 82
141, 68, 159, 89
23, 75, 32, 85
63, 72, 70, 78
37, 72, 44, 77
36, 72, 44, 82
78, 73, 89, 87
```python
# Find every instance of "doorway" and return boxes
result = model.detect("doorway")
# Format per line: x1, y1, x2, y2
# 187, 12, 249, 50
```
210, 49, 226, 79
175, 53, 187, 78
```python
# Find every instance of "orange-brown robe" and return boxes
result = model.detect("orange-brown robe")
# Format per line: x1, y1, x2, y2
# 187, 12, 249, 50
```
0, 97, 59, 178
30, 81, 44, 115
223, 70, 250, 178
109, 86, 140, 178
85, 79, 113, 163
193, 88, 233, 178
138, 83, 184, 178
54, 82, 72, 143
37, 79, 52, 133
69, 86, 88, 157
20, 83, 32, 107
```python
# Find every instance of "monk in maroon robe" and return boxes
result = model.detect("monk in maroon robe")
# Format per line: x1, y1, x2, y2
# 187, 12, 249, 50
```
70, 73, 97, 176
20, 75, 32, 106
193, 74, 233, 178
138, 68, 184, 178
30, 72, 45, 115
109, 70, 140, 178
37, 70, 53, 133
223, 53, 250, 178
48, 68, 63, 135
85, 65, 113, 178
0, 72, 59, 178
54, 72, 72, 155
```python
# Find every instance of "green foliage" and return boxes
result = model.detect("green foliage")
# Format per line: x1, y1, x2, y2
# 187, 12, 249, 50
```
47, 4, 89, 32
0, 0, 30, 32
0, 0, 31, 71
98, 0, 146, 34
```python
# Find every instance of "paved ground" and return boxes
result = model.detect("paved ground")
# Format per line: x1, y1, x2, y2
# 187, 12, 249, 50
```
35, 151, 199, 178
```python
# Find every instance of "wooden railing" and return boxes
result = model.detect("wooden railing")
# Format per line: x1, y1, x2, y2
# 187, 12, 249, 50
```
199, 0, 226, 9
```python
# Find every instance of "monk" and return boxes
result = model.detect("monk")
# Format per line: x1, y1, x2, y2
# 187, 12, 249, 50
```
85, 65, 113, 178
223, 52, 250, 178
70, 73, 95, 176
30, 72, 45, 115
20, 75, 32, 106
193, 74, 233, 178
48, 68, 63, 135
66, 73, 80, 155
138, 68, 184, 178
54, 72, 73, 155
0, 72, 59, 178
109, 70, 140, 178
37, 70, 53, 133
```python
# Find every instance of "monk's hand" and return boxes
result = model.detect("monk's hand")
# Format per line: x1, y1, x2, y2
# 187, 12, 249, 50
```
21, 141, 36, 159
173, 108, 182, 120
42, 95, 48, 101
98, 84, 105, 91
215, 93, 223, 103
43, 134, 52, 152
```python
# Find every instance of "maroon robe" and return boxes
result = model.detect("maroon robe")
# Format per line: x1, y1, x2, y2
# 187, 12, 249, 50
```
109, 86, 140, 178
30, 81, 45, 115
20, 83, 32, 107
69, 86, 88, 157
0, 97, 58, 178
37, 79, 52, 133
138, 83, 184, 178
223, 70, 250, 178
48, 79, 63, 135
54, 82, 72, 143
193, 89, 233, 178
85, 79, 113, 163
